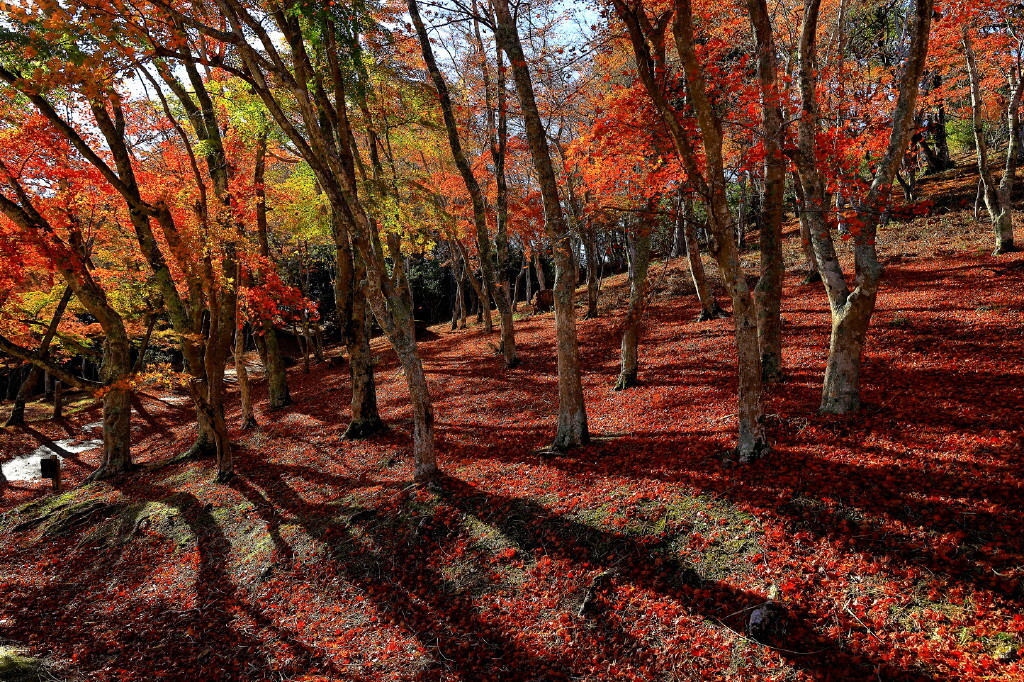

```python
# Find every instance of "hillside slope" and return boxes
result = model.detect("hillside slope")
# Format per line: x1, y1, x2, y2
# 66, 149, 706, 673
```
0, 195, 1022, 680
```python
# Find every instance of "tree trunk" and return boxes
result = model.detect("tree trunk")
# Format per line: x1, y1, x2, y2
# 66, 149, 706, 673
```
791, 170, 821, 283
671, 0, 767, 459
263, 325, 292, 409
333, 213, 385, 439
512, 254, 526, 312
52, 382, 62, 420
820, 290, 875, 413
5, 286, 73, 427
736, 170, 748, 249
748, 0, 786, 383
534, 248, 547, 291
91, 334, 134, 480
254, 133, 292, 409
614, 228, 651, 390
494, 0, 589, 449
407, 0, 517, 364
681, 198, 725, 321
133, 314, 156, 373
964, 26, 1018, 255
234, 325, 257, 430
584, 226, 600, 318
795, 0, 933, 413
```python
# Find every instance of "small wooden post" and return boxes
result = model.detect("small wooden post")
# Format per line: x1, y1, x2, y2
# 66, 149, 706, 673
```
40, 454, 61, 493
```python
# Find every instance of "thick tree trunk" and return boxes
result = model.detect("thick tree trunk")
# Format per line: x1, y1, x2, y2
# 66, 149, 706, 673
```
333, 216, 385, 439
494, 0, 589, 449
262, 325, 291, 409
820, 290, 875, 413
614, 229, 651, 390
90, 335, 134, 480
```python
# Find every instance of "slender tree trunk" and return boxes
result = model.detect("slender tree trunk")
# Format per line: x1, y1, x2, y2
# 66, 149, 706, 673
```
614, 228, 652, 390
234, 325, 257, 430
494, 0, 589, 449
253, 131, 292, 409
584, 226, 600, 318
681, 199, 725, 322
133, 313, 156, 373
512, 253, 526, 312
748, 0, 786, 383
736, 170, 748, 249
406, 0, 517, 366
5, 287, 73, 427
671, 0, 766, 459
534, 249, 548, 291
791, 170, 821, 283
52, 381, 62, 420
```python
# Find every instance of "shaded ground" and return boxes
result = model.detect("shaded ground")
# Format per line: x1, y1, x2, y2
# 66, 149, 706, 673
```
0, 206, 1022, 681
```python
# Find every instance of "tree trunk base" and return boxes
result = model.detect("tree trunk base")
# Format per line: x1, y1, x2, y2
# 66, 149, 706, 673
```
801, 271, 822, 285
613, 372, 637, 391
268, 397, 293, 411
550, 426, 590, 452
216, 469, 235, 484
993, 243, 1018, 256
240, 417, 258, 431
819, 394, 861, 414
84, 462, 138, 483
181, 439, 217, 460
505, 356, 521, 369
3, 409, 25, 428
414, 461, 439, 482
735, 438, 769, 464
696, 305, 729, 322
343, 417, 387, 440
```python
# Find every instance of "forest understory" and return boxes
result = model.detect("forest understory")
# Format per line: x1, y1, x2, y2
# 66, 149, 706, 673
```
1, 178, 1022, 681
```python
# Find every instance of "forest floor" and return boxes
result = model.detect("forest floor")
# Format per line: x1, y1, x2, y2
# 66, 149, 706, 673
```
0, 177, 1023, 680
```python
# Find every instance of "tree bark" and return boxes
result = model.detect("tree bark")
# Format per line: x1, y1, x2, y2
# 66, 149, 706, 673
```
791, 170, 821, 283
681, 201, 725, 321
254, 132, 292, 409
796, 0, 934, 413
333, 212, 385, 439
408, 0, 517, 365
584, 225, 600, 318
614, 228, 651, 390
747, 0, 786, 383
234, 324, 257, 430
493, 0, 589, 449
964, 27, 1020, 255
5, 286, 74, 427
